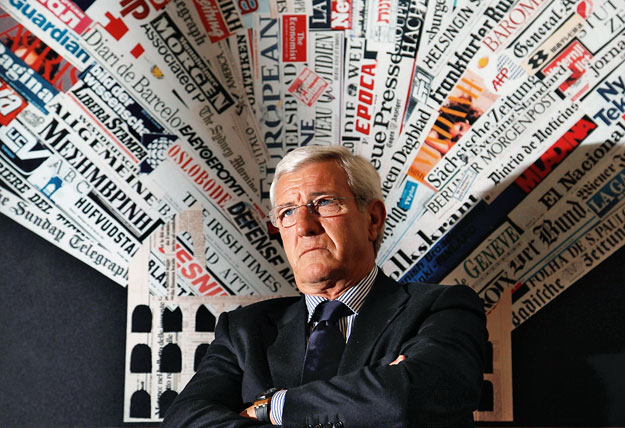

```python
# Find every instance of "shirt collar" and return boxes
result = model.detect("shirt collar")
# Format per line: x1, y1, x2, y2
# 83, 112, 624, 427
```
304, 265, 378, 323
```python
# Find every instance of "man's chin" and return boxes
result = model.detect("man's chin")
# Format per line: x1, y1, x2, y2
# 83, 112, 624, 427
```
298, 271, 333, 285
295, 263, 328, 279
294, 265, 346, 292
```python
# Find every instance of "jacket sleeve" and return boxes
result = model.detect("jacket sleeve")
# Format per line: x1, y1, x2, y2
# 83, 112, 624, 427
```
160, 311, 275, 428
282, 285, 488, 428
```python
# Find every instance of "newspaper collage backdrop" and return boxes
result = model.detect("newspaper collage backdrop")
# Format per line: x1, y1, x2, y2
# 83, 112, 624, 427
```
0, 0, 623, 422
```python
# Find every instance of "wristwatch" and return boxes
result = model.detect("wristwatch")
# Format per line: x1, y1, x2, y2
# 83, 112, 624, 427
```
253, 387, 279, 423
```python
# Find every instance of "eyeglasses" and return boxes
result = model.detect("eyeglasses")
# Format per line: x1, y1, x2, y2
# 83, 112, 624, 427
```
268, 196, 362, 228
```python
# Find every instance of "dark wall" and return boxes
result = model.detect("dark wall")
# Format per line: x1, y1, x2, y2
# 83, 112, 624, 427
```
510, 245, 625, 426
2, 213, 625, 427
0, 215, 127, 428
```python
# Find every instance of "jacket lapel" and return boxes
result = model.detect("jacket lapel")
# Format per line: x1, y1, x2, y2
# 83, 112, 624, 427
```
338, 271, 409, 374
266, 297, 308, 388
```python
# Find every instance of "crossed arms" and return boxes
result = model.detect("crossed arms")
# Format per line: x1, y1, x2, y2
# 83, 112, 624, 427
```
161, 283, 488, 428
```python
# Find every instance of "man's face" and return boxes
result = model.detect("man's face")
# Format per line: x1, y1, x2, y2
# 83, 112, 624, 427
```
274, 160, 384, 296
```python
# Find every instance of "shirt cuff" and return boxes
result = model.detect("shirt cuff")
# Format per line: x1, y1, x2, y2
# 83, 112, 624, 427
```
270, 389, 287, 425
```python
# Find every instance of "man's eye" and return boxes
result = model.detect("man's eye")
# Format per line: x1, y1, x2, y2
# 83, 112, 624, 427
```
280, 207, 296, 218
316, 198, 333, 207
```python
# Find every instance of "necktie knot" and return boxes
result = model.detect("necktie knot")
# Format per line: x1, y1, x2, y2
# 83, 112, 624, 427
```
313, 300, 352, 325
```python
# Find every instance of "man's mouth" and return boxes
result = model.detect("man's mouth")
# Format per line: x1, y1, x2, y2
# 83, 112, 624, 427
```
300, 247, 325, 256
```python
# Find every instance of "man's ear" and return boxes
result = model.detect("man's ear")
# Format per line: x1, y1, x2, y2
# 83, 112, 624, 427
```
367, 199, 386, 242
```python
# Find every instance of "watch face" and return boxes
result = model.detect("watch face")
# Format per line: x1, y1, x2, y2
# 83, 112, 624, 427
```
256, 387, 279, 400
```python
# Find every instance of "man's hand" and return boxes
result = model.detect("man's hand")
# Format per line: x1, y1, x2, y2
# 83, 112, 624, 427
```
240, 405, 277, 424
389, 354, 406, 365
239, 405, 256, 420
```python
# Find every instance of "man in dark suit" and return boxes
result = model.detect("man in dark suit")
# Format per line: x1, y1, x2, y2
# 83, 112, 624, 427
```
162, 146, 488, 428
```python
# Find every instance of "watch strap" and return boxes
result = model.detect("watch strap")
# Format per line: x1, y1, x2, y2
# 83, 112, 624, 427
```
253, 396, 271, 423
254, 387, 279, 423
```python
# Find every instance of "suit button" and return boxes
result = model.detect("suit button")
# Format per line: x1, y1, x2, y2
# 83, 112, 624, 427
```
312, 424, 323, 428
323, 423, 333, 428
334, 422, 344, 428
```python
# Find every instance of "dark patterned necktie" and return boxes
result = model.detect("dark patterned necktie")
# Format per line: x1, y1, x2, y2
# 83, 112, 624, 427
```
301, 300, 353, 384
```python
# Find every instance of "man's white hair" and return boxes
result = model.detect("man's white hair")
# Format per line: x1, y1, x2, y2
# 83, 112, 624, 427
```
269, 146, 385, 254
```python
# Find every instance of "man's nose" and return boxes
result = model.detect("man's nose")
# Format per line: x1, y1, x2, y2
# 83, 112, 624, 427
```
295, 204, 323, 236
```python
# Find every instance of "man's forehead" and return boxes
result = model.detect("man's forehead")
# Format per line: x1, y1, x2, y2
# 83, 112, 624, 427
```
275, 191, 330, 207
274, 161, 351, 201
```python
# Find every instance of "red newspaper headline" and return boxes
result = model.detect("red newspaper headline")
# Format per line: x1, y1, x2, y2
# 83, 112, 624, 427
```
288, 67, 329, 107
36, 0, 92, 34
0, 77, 26, 125
281, 14, 306, 62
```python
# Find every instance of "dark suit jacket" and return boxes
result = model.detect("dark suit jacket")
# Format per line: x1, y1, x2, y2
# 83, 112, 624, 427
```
161, 271, 488, 428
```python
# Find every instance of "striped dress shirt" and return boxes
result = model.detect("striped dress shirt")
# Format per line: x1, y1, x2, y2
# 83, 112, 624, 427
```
270, 266, 378, 424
